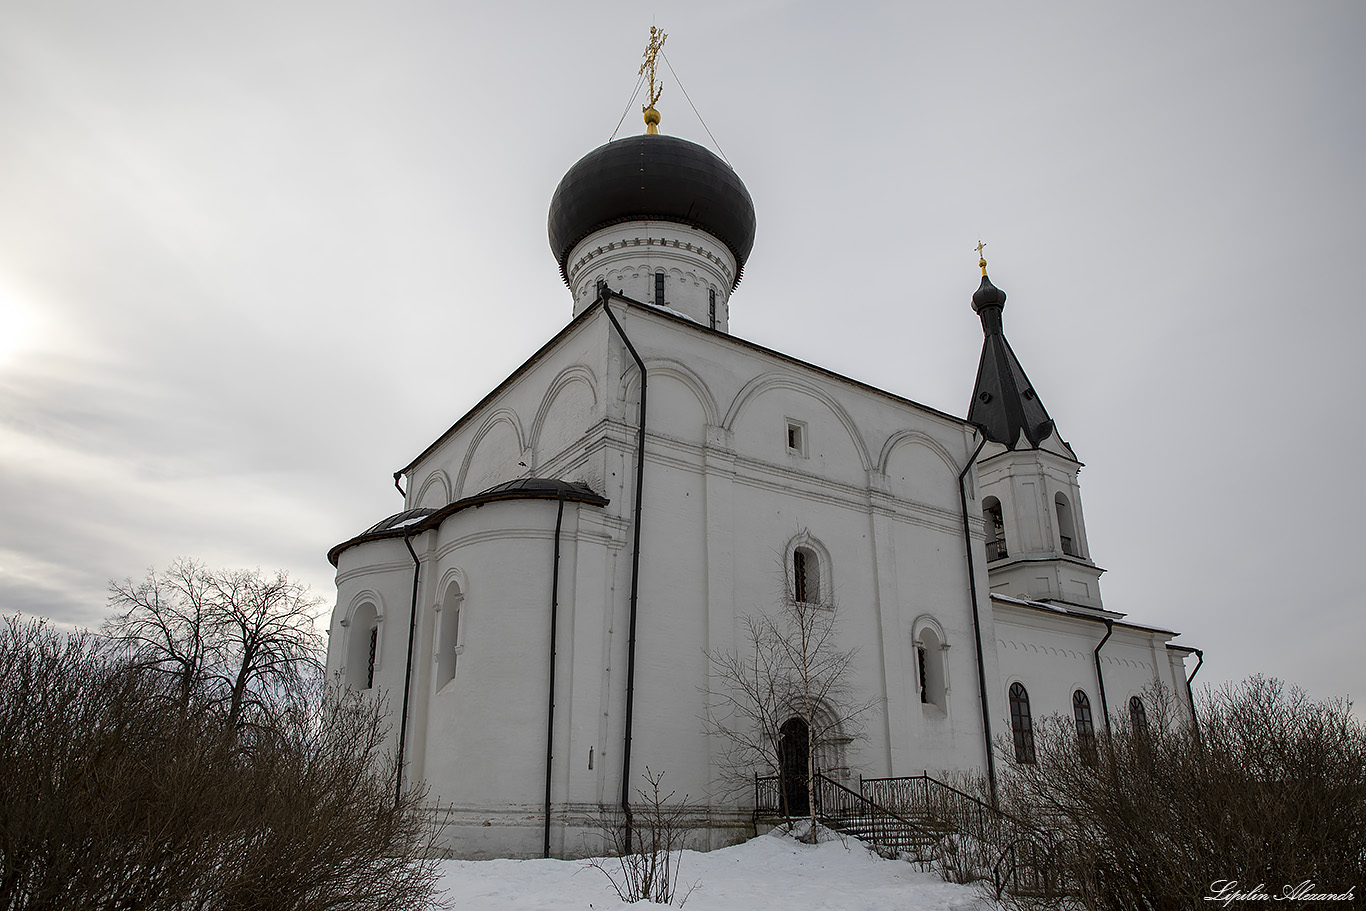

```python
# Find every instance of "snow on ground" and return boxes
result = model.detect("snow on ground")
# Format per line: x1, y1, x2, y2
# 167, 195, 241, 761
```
435, 828, 997, 911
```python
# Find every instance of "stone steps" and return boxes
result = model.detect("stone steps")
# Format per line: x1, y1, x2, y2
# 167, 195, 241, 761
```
821, 812, 944, 856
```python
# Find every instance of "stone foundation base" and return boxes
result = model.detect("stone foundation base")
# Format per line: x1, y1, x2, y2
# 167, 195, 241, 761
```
421, 802, 754, 860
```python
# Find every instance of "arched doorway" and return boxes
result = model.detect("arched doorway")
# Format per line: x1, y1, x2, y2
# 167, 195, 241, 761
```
778, 717, 810, 817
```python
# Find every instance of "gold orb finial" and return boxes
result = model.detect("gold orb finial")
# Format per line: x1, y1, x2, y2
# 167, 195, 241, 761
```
975, 240, 988, 276
639, 25, 667, 135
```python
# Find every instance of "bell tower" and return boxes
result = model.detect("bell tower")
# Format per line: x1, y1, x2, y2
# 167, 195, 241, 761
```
967, 248, 1106, 611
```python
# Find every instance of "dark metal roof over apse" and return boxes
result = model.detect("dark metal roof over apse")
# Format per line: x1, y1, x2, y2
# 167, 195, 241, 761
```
547, 133, 757, 288
329, 479, 608, 566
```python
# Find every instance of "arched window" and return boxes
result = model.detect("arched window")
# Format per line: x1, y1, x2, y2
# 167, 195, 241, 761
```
916, 626, 946, 708
1129, 695, 1148, 735
1055, 492, 1078, 557
435, 584, 463, 690
1073, 689, 1097, 763
983, 497, 1008, 562
346, 602, 380, 690
792, 546, 820, 604
1009, 682, 1035, 763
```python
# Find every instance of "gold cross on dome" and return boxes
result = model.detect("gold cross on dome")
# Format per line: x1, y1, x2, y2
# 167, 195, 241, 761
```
640, 26, 667, 133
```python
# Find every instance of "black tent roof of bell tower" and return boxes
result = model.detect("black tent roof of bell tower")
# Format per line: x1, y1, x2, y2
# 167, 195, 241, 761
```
966, 272, 1057, 449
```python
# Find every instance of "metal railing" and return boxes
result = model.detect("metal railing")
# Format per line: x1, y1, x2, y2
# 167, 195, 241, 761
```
861, 773, 1033, 836
986, 539, 1008, 562
860, 773, 1059, 898
755, 771, 1061, 898
755, 773, 936, 857
814, 774, 938, 858
754, 774, 780, 817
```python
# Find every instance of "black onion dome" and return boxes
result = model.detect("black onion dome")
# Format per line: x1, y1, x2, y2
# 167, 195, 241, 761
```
548, 134, 757, 288
972, 274, 1008, 312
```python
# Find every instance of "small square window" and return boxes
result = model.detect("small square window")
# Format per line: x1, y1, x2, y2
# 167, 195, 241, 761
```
785, 419, 807, 457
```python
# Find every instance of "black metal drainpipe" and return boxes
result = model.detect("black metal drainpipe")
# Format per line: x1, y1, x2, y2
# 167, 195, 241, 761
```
1185, 648, 1205, 744
544, 490, 567, 858
393, 471, 406, 498
956, 434, 997, 810
1093, 619, 1114, 739
600, 289, 646, 854
396, 533, 422, 807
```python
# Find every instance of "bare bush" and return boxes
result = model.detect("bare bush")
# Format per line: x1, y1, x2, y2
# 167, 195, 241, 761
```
0, 614, 443, 911
588, 769, 697, 906
998, 678, 1366, 910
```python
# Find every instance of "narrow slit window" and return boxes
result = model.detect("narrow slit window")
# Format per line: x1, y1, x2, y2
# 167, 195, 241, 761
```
792, 546, 820, 604
917, 627, 946, 707
654, 272, 665, 306
436, 587, 463, 690
709, 289, 717, 329
365, 627, 378, 689
1073, 689, 1096, 763
1129, 695, 1148, 735
983, 497, 1007, 562
1056, 492, 1078, 557
1009, 682, 1035, 763
917, 645, 929, 703
346, 603, 380, 690
786, 420, 806, 456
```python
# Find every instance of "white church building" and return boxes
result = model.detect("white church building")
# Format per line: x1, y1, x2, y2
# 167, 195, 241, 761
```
324, 95, 1200, 859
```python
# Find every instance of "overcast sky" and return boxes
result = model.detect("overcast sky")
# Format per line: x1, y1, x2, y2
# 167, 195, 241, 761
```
2, 1, 1362, 709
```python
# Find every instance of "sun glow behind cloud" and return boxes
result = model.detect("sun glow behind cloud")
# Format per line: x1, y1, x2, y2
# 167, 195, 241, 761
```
0, 279, 47, 367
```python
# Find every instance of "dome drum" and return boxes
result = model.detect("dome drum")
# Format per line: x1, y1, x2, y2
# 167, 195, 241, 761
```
565, 222, 736, 329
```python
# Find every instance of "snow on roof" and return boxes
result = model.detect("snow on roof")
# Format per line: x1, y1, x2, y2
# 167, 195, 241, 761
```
989, 592, 1178, 637
643, 300, 700, 323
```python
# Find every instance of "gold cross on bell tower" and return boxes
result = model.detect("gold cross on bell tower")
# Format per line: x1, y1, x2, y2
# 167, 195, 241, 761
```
975, 240, 988, 276
640, 26, 667, 134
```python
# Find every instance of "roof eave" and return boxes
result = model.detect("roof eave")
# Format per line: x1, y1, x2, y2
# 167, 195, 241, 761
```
329, 483, 609, 566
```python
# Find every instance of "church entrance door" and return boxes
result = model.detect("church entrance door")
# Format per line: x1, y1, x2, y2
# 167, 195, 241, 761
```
778, 716, 810, 817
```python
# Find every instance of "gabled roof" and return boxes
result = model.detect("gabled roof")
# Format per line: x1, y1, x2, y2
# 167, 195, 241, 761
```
398, 293, 974, 480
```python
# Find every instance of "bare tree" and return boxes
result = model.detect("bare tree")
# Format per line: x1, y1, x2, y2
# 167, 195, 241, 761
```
705, 550, 878, 838
105, 559, 324, 730
103, 557, 214, 707
202, 566, 324, 729
0, 614, 443, 911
